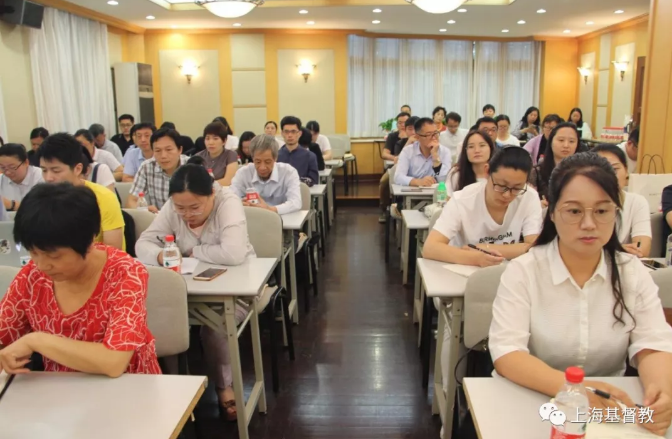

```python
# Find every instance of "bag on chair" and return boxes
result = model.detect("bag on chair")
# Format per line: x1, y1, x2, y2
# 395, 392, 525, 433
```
628, 155, 672, 214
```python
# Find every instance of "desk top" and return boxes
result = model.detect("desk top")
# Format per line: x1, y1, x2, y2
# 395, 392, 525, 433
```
464, 375, 671, 439
416, 258, 468, 298
402, 209, 430, 230
324, 159, 343, 167
184, 258, 277, 297
310, 184, 327, 196
0, 372, 206, 439
391, 184, 434, 197
281, 210, 309, 230
384, 160, 394, 168
318, 168, 333, 178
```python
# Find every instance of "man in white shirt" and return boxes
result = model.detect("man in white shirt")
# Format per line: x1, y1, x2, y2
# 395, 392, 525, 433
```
439, 112, 468, 163
75, 129, 123, 181
89, 123, 124, 163
393, 117, 452, 187
618, 128, 639, 174
0, 143, 44, 212
229, 134, 302, 215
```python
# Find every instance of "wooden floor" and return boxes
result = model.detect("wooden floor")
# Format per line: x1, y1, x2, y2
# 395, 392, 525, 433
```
189, 206, 441, 439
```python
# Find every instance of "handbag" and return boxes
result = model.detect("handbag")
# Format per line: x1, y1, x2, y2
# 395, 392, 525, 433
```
628, 154, 672, 214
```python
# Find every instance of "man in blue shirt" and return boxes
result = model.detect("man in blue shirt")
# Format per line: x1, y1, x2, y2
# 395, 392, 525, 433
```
277, 116, 319, 186
394, 117, 452, 187
122, 123, 155, 182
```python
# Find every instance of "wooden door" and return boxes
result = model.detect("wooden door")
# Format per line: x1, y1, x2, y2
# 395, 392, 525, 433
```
633, 56, 646, 127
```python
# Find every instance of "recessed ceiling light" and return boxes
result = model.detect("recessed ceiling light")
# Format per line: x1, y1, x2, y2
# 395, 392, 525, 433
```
146, 15, 155, 20
307, 21, 315, 25
447, 20, 456, 24
502, 29, 509, 33
586, 21, 594, 25
457, 8, 467, 12
614, 10, 624, 14
439, 28, 447, 32
372, 20, 380, 24
563, 29, 571, 33
299, 9, 308, 14
373, 8, 382, 13
537, 9, 546, 13
517, 20, 525, 24
107, 0, 118, 5
233, 23, 242, 27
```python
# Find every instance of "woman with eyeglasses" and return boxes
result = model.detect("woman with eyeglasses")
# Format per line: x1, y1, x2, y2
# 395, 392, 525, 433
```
512, 106, 540, 141
489, 153, 672, 436
592, 144, 652, 257
494, 115, 521, 147
424, 146, 542, 268
445, 130, 494, 197
136, 164, 255, 420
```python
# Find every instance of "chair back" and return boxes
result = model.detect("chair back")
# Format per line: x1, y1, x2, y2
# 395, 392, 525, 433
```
145, 266, 189, 357
244, 206, 283, 259
115, 182, 133, 208
651, 267, 672, 309
300, 183, 311, 211
6, 211, 15, 221
329, 136, 346, 160
428, 208, 442, 230
387, 164, 397, 192
650, 212, 664, 258
0, 266, 20, 301
328, 134, 351, 153
463, 265, 507, 349
123, 208, 157, 240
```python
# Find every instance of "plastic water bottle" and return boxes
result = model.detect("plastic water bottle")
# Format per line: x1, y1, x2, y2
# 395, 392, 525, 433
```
137, 192, 148, 211
246, 188, 260, 205
666, 234, 672, 267
208, 168, 215, 180
435, 181, 448, 206
162, 235, 181, 273
551, 366, 588, 439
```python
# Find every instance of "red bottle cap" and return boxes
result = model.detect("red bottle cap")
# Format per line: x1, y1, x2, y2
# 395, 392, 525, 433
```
565, 366, 584, 384
165, 235, 175, 243
139, 192, 145, 197
208, 169, 214, 173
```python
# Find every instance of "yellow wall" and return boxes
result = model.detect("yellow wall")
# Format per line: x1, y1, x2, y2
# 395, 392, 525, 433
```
540, 39, 579, 119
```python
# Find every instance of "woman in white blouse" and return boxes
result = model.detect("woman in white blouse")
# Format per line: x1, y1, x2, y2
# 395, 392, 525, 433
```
445, 130, 494, 197
569, 107, 593, 140
494, 115, 521, 147
593, 144, 652, 257
306, 120, 333, 160
489, 153, 672, 436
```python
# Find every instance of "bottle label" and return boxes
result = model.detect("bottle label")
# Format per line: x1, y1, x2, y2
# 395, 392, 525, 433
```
164, 257, 181, 272
550, 426, 585, 439
246, 191, 260, 205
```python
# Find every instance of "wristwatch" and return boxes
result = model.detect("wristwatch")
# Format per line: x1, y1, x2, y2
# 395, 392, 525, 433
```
9, 200, 16, 211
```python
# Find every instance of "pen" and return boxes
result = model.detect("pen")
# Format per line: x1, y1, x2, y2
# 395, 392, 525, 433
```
637, 241, 641, 249
0, 374, 15, 402
467, 244, 499, 257
585, 386, 645, 408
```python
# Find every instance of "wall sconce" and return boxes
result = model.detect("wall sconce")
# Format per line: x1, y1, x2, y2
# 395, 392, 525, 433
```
611, 61, 629, 81
577, 67, 591, 84
297, 61, 316, 83
179, 62, 200, 84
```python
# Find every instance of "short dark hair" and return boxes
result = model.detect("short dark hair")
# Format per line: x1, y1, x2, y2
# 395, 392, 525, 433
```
36, 133, 86, 169
306, 120, 320, 133
14, 183, 101, 258
203, 122, 229, 139
432, 106, 447, 118
281, 116, 302, 131
0, 136, 4, 146
264, 121, 277, 130
446, 112, 462, 124
213, 117, 233, 135
475, 117, 497, 129
401, 104, 411, 111
133, 122, 156, 138
239, 131, 256, 144
80, 144, 94, 170
169, 164, 214, 197
299, 128, 312, 147
489, 145, 533, 175
495, 114, 511, 125
30, 127, 49, 140
396, 112, 411, 121
0, 143, 28, 162
405, 116, 420, 129
74, 129, 94, 143
542, 114, 564, 126
89, 124, 105, 137
161, 121, 177, 130
629, 128, 639, 146
118, 114, 135, 123
414, 117, 436, 133
483, 104, 496, 113
591, 144, 628, 168
186, 155, 206, 167
150, 128, 182, 150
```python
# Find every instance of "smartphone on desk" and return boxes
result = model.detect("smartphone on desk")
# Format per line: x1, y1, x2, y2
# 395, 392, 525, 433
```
641, 259, 667, 270
193, 267, 228, 281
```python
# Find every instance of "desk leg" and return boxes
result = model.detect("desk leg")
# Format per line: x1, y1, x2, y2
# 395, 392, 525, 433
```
413, 266, 421, 324
432, 302, 446, 415
289, 234, 299, 324
440, 297, 463, 439
326, 176, 333, 229
417, 284, 425, 349
226, 297, 249, 439
402, 227, 410, 285
250, 300, 267, 414
319, 194, 327, 256
421, 293, 432, 388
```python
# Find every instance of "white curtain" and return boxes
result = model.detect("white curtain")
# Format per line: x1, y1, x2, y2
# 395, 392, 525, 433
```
29, 8, 115, 135
348, 35, 472, 138
472, 41, 541, 124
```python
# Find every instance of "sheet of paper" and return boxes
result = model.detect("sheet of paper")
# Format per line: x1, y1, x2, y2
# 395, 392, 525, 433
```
442, 264, 480, 277
587, 421, 661, 438
181, 258, 200, 275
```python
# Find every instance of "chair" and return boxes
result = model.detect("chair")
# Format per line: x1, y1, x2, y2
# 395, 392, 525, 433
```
298, 183, 320, 311
651, 267, 672, 309
384, 165, 398, 262
650, 212, 664, 258
0, 266, 20, 301
463, 265, 507, 350
115, 182, 133, 208
123, 208, 157, 240
244, 206, 295, 393
144, 266, 190, 375
328, 137, 349, 195
330, 134, 358, 188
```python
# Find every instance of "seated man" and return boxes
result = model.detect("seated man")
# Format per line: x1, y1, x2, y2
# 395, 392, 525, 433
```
382, 112, 411, 166
619, 128, 639, 174
122, 123, 155, 182
75, 129, 123, 182
230, 134, 302, 215
439, 112, 468, 162
37, 133, 125, 251
0, 143, 44, 212
110, 114, 135, 156
393, 117, 452, 188
160, 121, 195, 153
473, 116, 498, 146
482, 104, 496, 118
379, 115, 417, 223
278, 116, 319, 186
0, 183, 160, 376
128, 128, 188, 213
89, 124, 123, 163
28, 127, 49, 167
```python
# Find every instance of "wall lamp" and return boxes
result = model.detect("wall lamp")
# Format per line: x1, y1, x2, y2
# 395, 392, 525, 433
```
179, 62, 200, 84
577, 67, 591, 84
297, 61, 316, 83
612, 61, 629, 81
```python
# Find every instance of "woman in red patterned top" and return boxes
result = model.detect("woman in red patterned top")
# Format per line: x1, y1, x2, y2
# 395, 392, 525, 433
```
0, 183, 161, 376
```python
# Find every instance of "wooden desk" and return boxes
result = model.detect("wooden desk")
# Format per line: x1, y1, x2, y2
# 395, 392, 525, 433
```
0, 372, 206, 439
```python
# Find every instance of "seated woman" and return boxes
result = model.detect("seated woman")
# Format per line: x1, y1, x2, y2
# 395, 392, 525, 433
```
81, 146, 115, 193
511, 106, 540, 142
423, 146, 543, 267
0, 183, 160, 376
445, 130, 494, 197
136, 164, 255, 420
569, 107, 593, 140
489, 153, 672, 436
299, 128, 325, 171
593, 144, 652, 257
195, 122, 239, 187
494, 115, 521, 147
238, 131, 255, 164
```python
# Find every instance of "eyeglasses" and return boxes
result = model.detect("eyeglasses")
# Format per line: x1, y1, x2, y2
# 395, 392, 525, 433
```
120, 123, 133, 128
282, 129, 300, 136
497, 125, 509, 131
481, 127, 497, 135
557, 202, 619, 224
417, 131, 440, 139
173, 206, 205, 217
490, 175, 527, 196
0, 161, 25, 173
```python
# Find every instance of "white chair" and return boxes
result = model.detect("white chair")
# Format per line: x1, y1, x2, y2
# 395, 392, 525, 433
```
650, 212, 664, 258
244, 206, 294, 393
6, 211, 15, 221
115, 182, 133, 208
384, 165, 398, 263
463, 265, 507, 350
651, 267, 672, 309
329, 134, 358, 188
123, 208, 157, 241
0, 266, 20, 301
328, 137, 352, 195
144, 266, 190, 374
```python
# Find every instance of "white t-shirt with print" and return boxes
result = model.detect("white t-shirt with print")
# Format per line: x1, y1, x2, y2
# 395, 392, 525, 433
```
224, 135, 240, 151
617, 191, 652, 244
496, 135, 521, 147
433, 181, 543, 248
